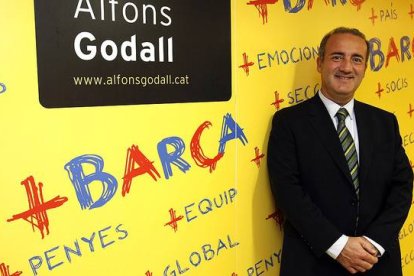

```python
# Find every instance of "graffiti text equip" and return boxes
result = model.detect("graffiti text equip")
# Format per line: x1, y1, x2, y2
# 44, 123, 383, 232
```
184, 188, 237, 223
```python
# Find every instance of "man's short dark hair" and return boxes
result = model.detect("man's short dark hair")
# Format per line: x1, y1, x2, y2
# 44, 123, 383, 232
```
318, 27, 370, 62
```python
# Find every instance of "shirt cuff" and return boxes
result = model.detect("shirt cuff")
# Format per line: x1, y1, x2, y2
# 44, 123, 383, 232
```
326, 235, 348, 259
364, 236, 385, 256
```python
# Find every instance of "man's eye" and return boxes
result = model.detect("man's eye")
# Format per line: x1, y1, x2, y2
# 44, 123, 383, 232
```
331, 55, 343, 61
352, 57, 364, 63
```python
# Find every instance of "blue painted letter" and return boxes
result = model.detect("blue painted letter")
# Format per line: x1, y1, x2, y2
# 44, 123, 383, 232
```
65, 154, 118, 210
157, 136, 191, 179
219, 113, 248, 153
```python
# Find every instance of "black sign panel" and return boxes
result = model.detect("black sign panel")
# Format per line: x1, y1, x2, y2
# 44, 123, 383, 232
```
34, 0, 231, 108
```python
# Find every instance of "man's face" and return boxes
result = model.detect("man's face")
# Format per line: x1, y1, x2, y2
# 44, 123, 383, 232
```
317, 33, 367, 105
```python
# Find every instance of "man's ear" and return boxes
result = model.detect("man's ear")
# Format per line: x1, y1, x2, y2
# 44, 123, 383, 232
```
316, 57, 322, 73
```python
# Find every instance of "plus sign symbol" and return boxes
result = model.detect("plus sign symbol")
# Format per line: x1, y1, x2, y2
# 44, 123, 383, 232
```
266, 209, 284, 231
251, 147, 265, 168
375, 82, 384, 99
7, 176, 68, 239
409, 3, 414, 19
408, 104, 414, 118
271, 91, 285, 111
164, 208, 184, 232
239, 52, 254, 76
247, 0, 278, 24
368, 8, 378, 25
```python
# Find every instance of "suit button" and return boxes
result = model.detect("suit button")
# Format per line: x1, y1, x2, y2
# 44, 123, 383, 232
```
350, 200, 356, 206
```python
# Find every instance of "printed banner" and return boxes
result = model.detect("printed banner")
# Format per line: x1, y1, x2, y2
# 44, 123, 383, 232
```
34, 0, 231, 107
0, 1, 413, 276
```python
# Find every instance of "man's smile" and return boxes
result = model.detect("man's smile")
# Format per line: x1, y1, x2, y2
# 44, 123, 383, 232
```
334, 74, 355, 80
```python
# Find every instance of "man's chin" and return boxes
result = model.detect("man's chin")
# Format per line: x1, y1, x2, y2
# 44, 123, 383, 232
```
332, 85, 357, 95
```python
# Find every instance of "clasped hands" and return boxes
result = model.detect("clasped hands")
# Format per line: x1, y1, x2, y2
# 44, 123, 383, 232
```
336, 236, 380, 274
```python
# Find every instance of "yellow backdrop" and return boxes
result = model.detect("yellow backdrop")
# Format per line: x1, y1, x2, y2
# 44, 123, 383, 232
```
0, 1, 413, 275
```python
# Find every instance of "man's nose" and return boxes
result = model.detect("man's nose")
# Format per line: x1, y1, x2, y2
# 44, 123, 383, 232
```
339, 58, 353, 72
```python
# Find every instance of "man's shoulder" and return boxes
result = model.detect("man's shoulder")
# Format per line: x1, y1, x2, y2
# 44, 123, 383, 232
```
355, 100, 395, 119
273, 96, 316, 119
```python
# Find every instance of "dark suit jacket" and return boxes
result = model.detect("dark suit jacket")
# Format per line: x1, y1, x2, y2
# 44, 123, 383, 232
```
267, 95, 413, 276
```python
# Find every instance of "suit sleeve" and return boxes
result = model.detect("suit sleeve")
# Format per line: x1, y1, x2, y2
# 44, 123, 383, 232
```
267, 111, 342, 257
363, 115, 413, 251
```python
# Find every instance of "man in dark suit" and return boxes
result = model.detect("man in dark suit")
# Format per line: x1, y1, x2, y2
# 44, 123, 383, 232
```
267, 27, 413, 275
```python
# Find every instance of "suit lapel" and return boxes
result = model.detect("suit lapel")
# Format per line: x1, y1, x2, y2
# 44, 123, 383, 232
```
307, 96, 354, 185
354, 101, 373, 187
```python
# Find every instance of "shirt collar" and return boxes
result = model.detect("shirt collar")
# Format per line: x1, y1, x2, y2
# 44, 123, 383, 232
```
318, 91, 355, 121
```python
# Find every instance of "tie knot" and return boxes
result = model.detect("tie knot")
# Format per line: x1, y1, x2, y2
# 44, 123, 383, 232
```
336, 108, 349, 122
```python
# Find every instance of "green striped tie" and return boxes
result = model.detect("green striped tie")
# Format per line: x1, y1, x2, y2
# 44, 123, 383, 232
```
336, 108, 359, 196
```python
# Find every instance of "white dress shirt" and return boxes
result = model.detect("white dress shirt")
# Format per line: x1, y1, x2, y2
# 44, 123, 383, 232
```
318, 91, 385, 259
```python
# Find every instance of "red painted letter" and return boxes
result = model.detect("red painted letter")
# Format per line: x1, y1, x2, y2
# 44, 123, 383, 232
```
190, 121, 224, 173
122, 145, 161, 196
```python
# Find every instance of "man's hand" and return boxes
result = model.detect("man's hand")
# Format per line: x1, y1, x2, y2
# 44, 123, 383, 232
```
336, 237, 379, 274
